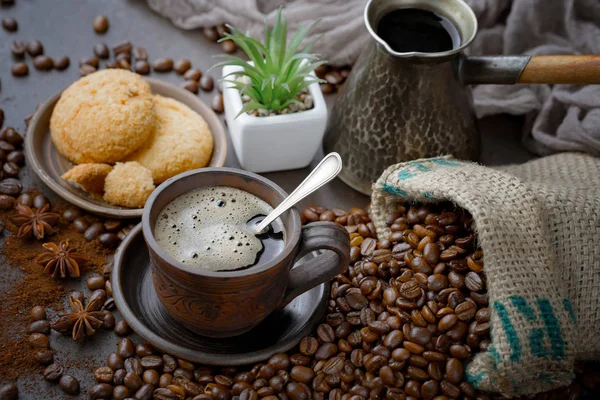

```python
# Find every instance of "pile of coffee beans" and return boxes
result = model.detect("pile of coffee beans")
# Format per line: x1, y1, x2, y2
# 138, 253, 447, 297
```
83, 204, 600, 400
62, 206, 137, 249
0, 126, 24, 204
10, 38, 70, 76
315, 65, 352, 95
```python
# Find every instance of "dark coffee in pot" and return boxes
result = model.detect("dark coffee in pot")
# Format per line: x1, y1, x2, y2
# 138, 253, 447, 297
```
377, 8, 460, 53
154, 186, 284, 272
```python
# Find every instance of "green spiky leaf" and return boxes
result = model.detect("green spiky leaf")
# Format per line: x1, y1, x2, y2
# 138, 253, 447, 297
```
213, 6, 326, 116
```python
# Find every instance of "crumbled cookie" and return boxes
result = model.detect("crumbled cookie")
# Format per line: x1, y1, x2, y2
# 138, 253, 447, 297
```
103, 162, 155, 208
62, 163, 113, 198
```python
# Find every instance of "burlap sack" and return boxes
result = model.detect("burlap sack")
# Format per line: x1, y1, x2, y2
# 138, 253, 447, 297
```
370, 152, 600, 396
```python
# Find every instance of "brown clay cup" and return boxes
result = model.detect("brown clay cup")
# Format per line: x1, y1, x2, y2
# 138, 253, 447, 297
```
142, 167, 350, 338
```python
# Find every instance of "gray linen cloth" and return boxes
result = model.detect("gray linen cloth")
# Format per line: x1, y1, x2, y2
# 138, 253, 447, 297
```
148, 0, 600, 157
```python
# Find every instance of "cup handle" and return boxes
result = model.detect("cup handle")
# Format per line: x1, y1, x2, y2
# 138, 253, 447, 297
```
281, 221, 350, 307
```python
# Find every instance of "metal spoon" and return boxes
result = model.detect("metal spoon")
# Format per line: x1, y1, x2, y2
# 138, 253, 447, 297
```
250, 152, 343, 235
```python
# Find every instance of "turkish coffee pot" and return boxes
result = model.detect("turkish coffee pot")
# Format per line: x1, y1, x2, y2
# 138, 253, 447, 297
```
323, 0, 600, 194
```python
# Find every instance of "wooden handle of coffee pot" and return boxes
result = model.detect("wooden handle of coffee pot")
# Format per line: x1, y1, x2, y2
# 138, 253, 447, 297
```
518, 55, 600, 84
459, 55, 600, 85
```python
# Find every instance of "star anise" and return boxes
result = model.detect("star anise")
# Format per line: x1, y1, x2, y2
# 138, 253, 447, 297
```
51, 294, 106, 341
10, 204, 59, 240
35, 240, 87, 279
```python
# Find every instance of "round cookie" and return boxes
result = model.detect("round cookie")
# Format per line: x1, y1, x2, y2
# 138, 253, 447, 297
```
124, 95, 213, 184
50, 69, 156, 164
104, 162, 155, 208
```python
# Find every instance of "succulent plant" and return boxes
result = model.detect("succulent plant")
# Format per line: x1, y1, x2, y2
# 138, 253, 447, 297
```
214, 8, 326, 116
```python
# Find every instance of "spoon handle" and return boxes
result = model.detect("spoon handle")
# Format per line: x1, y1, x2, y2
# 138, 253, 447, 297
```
254, 153, 343, 234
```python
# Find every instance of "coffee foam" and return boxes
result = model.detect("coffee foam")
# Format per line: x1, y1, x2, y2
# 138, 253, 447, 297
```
155, 186, 274, 271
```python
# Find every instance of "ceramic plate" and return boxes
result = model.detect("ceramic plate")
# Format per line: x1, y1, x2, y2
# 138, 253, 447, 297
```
25, 78, 227, 219
111, 224, 329, 366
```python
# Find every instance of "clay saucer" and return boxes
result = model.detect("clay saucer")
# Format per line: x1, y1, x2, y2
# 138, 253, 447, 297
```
111, 224, 329, 366
25, 78, 227, 219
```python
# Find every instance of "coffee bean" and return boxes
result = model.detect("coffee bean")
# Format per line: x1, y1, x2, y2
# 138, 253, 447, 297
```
28, 55, 52, 71
69, 290, 85, 305
133, 47, 148, 60
108, 352, 125, 370
17, 193, 32, 207
2, 17, 17, 32
465, 271, 484, 292
174, 59, 192, 75
111, 385, 130, 400
182, 80, 198, 94
299, 336, 318, 356
26, 40, 44, 57
54, 56, 70, 70
212, 94, 224, 114
135, 60, 150, 75
94, 43, 110, 58
289, 366, 314, 384
32, 194, 49, 209
124, 371, 143, 391
184, 68, 202, 81
89, 289, 107, 307
73, 217, 89, 233
141, 355, 163, 370
11, 41, 25, 58
320, 83, 334, 94
0, 194, 13, 212
80, 55, 99, 68
89, 383, 113, 399
111, 40, 131, 56
142, 369, 159, 386
29, 320, 51, 334
440, 380, 460, 398
162, 354, 177, 373
455, 301, 477, 321
113, 369, 127, 385
34, 348, 54, 365
199, 75, 214, 92
153, 58, 173, 72
7, 151, 24, 166
99, 232, 120, 248
11, 62, 28, 77
202, 27, 219, 42
118, 57, 131, 70
85, 222, 105, 241
134, 343, 154, 358
445, 358, 464, 384
60, 375, 80, 395
117, 338, 135, 358
43, 363, 64, 381
80, 64, 97, 76
316, 324, 335, 343
221, 40, 237, 54
93, 15, 109, 33
95, 366, 114, 383
87, 275, 106, 290
27, 332, 49, 348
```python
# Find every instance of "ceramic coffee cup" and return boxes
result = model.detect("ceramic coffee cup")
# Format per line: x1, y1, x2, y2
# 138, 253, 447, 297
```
142, 167, 350, 338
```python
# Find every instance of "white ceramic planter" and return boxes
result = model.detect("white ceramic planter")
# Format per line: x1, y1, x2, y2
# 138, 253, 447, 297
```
222, 65, 327, 173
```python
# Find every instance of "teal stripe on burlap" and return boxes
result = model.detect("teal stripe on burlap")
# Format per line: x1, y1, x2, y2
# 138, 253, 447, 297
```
563, 298, 577, 324
494, 301, 521, 362
382, 184, 407, 197
537, 298, 565, 360
510, 296, 536, 321
529, 329, 548, 358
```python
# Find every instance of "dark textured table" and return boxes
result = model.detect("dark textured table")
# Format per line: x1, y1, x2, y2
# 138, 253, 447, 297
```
0, 1, 534, 398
